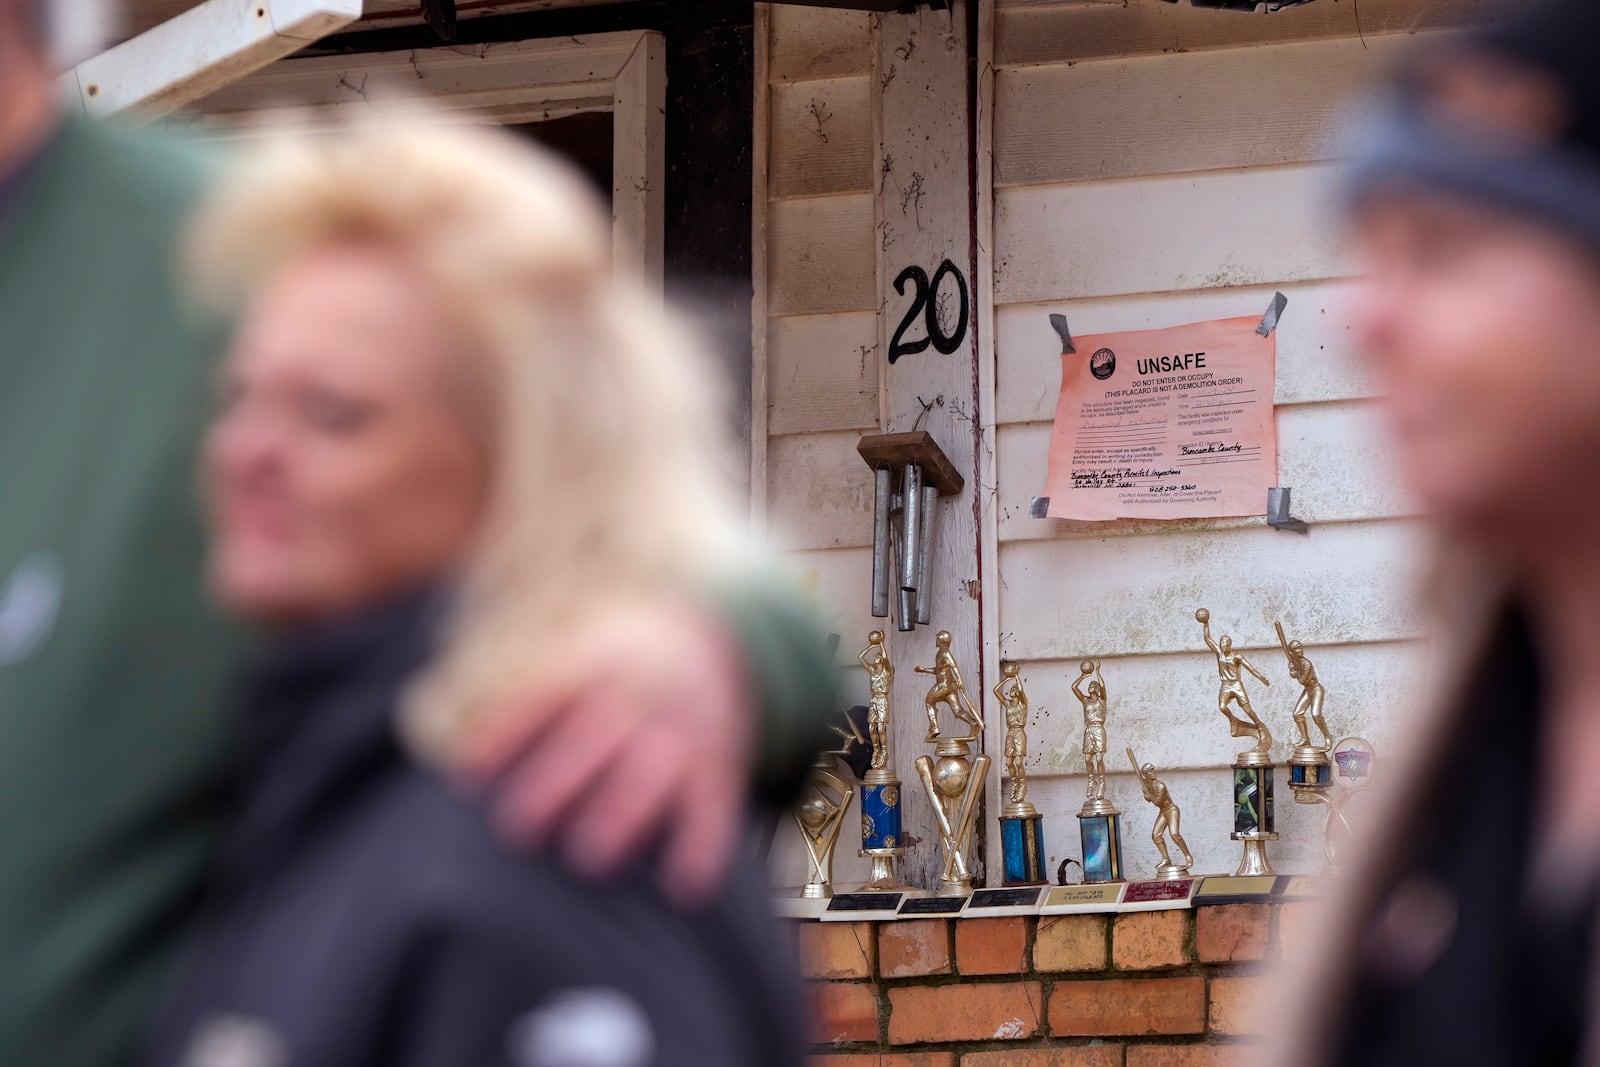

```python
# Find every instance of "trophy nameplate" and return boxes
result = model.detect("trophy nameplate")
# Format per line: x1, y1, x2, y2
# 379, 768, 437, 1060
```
1040, 883, 1126, 914
1279, 876, 1325, 900
822, 892, 906, 922
1193, 875, 1284, 904
898, 895, 968, 917
968, 886, 1046, 917
1121, 878, 1200, 911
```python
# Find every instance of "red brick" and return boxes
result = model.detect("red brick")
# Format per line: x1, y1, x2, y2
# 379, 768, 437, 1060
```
879, 919, 952, 978
1035, 914, 1108, 973
1127, 1046, 1246, 1067
887, 982, 1044, 1044
799, 921, 876, 979
955, 916, 1031, 975
1278, 901, 1324, 964
1113, 909, 1189, 970
1196, 904, 1272, 963
1209, 975, 1270, 1036
811, 981, 879, 1044
811, 1056, 957, 1067
963, 1049, 1122, 1067
1049, 977, 1206, 1037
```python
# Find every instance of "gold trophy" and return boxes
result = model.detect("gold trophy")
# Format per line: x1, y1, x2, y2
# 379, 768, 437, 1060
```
996, 662, 1046, 886
794, 751, 854, 899
1072, 660, 1124, 884
912, 631, 989, 897
1129, 749, 1194, 880
857, 631, 905, 891
1197, 608, 1278, 877
1275, 620, 1334, 800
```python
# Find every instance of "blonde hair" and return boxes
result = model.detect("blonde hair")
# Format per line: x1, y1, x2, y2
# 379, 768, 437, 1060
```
186, 113, 753, 762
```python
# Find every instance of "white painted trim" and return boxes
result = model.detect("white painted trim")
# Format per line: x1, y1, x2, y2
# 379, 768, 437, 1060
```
189, 31, 668, 292
751, 3, 773, 532
59, 0, 361, 119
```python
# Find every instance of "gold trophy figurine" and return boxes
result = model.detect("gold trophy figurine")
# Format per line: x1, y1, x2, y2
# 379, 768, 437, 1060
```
1072, 659, 1124, 884
1128, 748, 1194, 880
912, 633, 990, 897
794, 752, 854, 899
857, 631, 905, 891
915, 630, 985, 742
997, 661, 1046, 886
1196, 608, 1273, 767
1276, 620, 1335, 799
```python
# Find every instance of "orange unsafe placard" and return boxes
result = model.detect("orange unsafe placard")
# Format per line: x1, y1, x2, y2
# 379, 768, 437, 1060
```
1041, 315, 1277, 521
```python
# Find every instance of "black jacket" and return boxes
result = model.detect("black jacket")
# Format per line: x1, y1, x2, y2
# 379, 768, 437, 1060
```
145, 589, 806, 1067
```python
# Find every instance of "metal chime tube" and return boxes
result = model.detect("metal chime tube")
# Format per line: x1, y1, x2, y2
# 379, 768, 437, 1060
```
870, 467, 892, 618
914, 484, 939, 625
898, 464, 923, 630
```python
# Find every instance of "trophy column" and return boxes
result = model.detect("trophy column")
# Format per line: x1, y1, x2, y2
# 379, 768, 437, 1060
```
1229, 751, 1278, 877
1072, 660, 1124, 884
912, 631, 989, 898
997, 661, 1046, 886
856, 630, 905, 891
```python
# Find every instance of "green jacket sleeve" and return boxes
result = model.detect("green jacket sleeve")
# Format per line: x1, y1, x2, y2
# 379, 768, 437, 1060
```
712, 582, 841, 811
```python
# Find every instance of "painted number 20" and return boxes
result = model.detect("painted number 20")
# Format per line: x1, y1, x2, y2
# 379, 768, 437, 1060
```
888, 259, 970, 365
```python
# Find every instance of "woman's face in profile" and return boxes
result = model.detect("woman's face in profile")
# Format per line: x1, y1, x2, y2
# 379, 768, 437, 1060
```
204, 241, 489, 628
1351, 193, 1600, 539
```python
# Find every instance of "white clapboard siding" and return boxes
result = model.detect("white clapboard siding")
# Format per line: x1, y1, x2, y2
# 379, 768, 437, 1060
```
773, 545, 882, 659
766, 430, 878, 552
995, 281, 1380, 422
767, 194, 876, 316
768, 311, 881, 436
998, 521, 1424, 663
994, 401, 1414, 542
994, 35, 1409, 187
770, 76, 873, 199
1003, 641, 1418, 780
995, 164, 1348, 306
770, 4, 874, 83
995, 0, 1489, 69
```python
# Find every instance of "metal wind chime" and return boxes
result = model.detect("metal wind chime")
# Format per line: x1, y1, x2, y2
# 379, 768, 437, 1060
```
857, 431, 964, 631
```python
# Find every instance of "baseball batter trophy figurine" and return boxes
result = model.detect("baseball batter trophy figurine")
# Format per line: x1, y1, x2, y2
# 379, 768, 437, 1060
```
794, 751, 854, 899
1129, 749, 1194, 880
1275, 620, 1334, 801
1072, 660, 1124, 884
1197, 608, 1279, 877
857, 631, 905, 891
913, 632, 989, 897
996, 661, 1046, 886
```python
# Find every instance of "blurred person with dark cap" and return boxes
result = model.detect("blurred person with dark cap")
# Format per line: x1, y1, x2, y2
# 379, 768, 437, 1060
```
0, 4, 835, 1066
1264, 1, 1600, 1064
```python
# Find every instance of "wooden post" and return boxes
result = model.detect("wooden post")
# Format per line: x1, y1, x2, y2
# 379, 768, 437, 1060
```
872, 1, 983, 890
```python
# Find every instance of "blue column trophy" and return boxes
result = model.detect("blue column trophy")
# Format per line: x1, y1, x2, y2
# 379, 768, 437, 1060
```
996, 661, 1046, 885
857, 631, 905, 890
1072, 660, 1124, 883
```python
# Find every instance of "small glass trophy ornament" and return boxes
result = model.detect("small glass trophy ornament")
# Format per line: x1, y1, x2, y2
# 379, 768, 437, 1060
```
1073, 660, 1124, 884
794, 752, 854, 899
1196, 608, 1279, 877
1129, 748, 1194, 881
1276, 620, 1334, 801
857, 631, 906, 891
912, 631, 989, 897
1318, 736, 1377, 875
996, 661, 1046, 886
857, 431, 964, 632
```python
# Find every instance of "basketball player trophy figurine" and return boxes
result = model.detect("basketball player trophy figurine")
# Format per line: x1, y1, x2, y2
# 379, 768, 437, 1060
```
794, 751, 854, 899
1197, 608, 1279, 877
913, 631, 990, 897
1128, 749, 1194, 880
996, 661, 1046, 886
857, 631, 905, 891
1275, 620, 1334, 801
1072, 660, 1124, 884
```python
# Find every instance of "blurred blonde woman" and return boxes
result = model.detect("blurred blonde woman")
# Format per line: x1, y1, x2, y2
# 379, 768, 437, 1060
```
143, 116, 806, 1067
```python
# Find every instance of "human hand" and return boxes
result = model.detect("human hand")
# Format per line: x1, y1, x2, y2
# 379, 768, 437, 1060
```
453, 598, 755, 910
